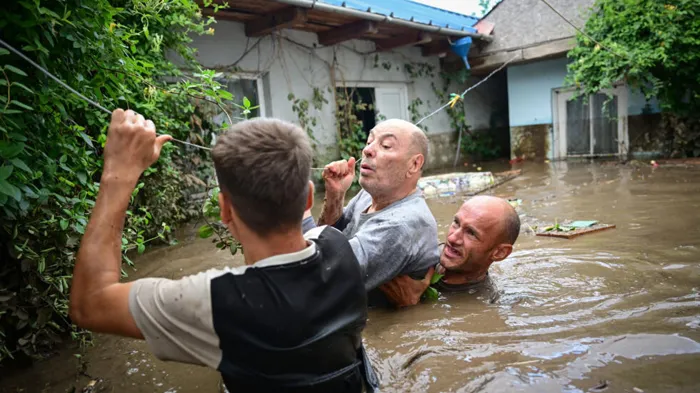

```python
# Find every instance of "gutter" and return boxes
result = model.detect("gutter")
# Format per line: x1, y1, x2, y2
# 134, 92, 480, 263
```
273, 0, 494, 42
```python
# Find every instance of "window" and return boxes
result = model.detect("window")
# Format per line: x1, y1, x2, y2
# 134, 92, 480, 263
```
552, 85, 629, 159
212, 73, 266, 127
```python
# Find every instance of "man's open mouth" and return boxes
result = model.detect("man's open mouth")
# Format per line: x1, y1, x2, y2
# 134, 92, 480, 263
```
444, 243, 462, 258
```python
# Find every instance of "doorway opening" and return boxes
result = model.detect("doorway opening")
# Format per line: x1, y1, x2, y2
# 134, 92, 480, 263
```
336, 87, 376, 140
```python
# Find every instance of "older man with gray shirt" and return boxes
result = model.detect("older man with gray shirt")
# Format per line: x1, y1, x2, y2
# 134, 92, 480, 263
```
303, 119, 439, 305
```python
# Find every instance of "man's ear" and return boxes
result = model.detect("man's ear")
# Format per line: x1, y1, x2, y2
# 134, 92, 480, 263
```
491, 243, 513, 262
305, 180, 314, 211
218, 191, 232, 225
407, 153, 425, 177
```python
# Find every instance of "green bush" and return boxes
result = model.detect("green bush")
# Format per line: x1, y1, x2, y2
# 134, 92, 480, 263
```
566, 0, 700, 157
0, 0, 233, 364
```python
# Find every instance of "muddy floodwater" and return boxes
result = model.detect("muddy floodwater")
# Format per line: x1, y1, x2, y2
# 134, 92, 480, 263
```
3, 161, 700, 393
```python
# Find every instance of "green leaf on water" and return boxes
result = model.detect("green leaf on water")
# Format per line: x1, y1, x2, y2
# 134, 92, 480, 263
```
198, 224, 214, 239
430, 272, 444, 285
423, 286, 439, 301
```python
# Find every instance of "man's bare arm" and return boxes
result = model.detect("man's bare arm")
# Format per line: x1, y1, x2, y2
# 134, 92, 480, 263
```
69, 109, 170, 339
70, 175, 142, 338
316, 157, 355, 226
317, 193, 345, 226
379, 266, 434, 308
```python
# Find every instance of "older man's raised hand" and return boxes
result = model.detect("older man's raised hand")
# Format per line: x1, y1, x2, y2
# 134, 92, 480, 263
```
322, 157, 356, 197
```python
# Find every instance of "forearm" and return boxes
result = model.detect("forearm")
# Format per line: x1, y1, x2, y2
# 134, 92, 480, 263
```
70, 175, 135, 322
317, 192, 345, 226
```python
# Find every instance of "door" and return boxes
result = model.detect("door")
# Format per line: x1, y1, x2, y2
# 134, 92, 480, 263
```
553, 85, 628, 159
374, 85, 409, 121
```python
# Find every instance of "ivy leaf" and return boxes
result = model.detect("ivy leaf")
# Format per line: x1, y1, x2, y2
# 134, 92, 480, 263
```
76, 171, 87, 185
198, 224, 214, 239
0, 141, 25, 159
4, 65, 27, 77
78, 132, 94, 148
217, 90, 233, 101
0, 165, 12, 180
12, 82, 34, 95
0, 178, 22, 201
10, 158, 31, 173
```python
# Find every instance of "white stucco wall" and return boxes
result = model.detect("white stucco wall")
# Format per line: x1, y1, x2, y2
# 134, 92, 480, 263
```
187, 20, 454, 162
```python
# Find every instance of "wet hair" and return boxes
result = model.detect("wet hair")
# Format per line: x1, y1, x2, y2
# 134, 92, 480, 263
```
503, 203, 521, 245
212, 118, 312, 235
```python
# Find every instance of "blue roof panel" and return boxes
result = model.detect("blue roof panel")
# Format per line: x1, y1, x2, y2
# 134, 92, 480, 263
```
318, 0, 479, 33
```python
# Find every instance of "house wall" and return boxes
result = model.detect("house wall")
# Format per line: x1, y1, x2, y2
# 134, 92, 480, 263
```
479, 0, 596, 56
505, 56, 663, 160
186, 20, 459, 169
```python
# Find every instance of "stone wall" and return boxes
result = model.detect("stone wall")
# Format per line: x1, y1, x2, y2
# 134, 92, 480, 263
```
628, 113, 664, 157
511, 124, 550, 160
426, 131, 459, 169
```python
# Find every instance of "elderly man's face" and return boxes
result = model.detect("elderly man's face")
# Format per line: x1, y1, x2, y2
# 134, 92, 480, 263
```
358, 123, 413, 196
440, 199, 509, 274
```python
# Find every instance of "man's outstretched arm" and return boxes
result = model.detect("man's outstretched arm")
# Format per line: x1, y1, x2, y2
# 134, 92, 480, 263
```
69, 109, 171, 339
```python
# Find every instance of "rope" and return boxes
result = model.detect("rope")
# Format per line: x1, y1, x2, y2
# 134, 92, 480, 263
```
0, 38, 212, 151
416, 55, 517, 126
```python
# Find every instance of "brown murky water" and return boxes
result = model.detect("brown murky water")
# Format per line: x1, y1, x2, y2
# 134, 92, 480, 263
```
3, 161, 700, 393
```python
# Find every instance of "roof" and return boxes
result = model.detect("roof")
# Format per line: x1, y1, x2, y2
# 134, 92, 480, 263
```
317, 0, 480, 32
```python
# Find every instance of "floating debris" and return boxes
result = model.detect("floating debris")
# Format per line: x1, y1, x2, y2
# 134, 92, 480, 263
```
535, 219, 615, 239
418, 170, 522, 199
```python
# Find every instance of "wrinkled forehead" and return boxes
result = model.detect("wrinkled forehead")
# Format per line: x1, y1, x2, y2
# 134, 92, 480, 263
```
370, 121, 413, 142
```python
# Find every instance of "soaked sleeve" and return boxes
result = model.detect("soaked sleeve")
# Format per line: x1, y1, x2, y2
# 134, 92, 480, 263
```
348, 219, 414, 291
128, 270, 224, 370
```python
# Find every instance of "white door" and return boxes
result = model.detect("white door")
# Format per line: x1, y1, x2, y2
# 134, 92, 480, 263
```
374, 86, 409, 121
553, 85, 628, 159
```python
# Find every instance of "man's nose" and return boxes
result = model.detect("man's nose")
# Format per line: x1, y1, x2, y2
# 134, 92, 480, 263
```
363, 143, 375, 158
447, 227, 462, 244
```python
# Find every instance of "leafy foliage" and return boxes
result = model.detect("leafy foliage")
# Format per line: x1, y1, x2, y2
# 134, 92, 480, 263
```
566, 0, 700, 156
0, 0, 235, 364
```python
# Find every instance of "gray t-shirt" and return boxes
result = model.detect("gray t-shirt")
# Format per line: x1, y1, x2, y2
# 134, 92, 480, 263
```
330, 188, 440, 291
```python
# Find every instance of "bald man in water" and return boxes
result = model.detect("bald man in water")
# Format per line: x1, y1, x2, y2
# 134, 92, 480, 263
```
379, 196, 521, 306
303, 119, 439, 305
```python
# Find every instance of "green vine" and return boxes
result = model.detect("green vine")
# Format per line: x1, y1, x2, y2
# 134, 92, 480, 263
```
335, 86, 370, 163
288, 87, 328, 154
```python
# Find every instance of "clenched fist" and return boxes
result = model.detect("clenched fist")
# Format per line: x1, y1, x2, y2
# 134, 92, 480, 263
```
322, 157, 356, 197
102, 109, 172, 182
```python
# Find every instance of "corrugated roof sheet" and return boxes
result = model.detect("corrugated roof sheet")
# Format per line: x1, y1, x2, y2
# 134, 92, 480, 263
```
317, 0, 479, 32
